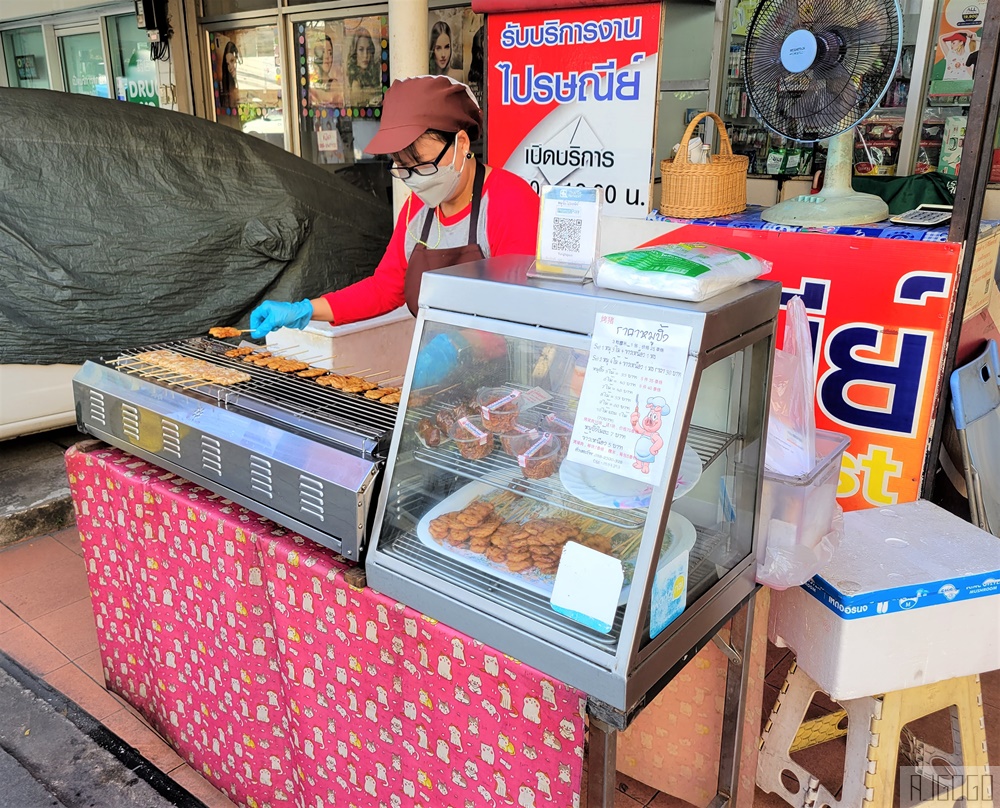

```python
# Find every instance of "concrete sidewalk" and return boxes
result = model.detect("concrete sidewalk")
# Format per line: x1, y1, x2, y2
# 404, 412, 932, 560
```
0, 652, 204, 808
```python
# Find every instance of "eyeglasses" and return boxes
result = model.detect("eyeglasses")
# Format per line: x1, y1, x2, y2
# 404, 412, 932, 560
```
389, 140, 452, 180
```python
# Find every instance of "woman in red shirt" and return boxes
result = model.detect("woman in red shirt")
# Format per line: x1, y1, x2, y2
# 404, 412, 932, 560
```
249, 76, 539, 338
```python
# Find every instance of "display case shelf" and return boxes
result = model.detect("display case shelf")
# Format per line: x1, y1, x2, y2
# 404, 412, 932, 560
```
409, 424, 737, 532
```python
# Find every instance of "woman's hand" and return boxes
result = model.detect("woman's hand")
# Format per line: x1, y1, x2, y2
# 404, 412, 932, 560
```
249, 299, 314, 339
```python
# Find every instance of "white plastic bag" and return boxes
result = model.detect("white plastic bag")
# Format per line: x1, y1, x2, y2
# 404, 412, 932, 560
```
765, 296, 816, 476
594, 243, 771, 302
757, 505, 843, 590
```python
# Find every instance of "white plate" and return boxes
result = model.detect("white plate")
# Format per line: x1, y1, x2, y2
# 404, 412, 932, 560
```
559, 445, 703, 509
416, 481, 696, 606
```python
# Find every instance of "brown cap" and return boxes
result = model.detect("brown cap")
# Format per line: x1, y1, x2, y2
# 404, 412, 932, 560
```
364, 76, 482, 155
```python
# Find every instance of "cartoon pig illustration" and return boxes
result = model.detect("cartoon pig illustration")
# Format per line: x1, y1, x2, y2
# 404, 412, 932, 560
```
631, 396, 668, 474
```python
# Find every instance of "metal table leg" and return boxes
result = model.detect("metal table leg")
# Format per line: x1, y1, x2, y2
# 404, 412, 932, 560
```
587, 717, 618, 808
710, 594, 756, 808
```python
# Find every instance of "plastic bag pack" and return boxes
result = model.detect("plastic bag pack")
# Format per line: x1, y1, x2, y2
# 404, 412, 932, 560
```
593, 243, 771, 302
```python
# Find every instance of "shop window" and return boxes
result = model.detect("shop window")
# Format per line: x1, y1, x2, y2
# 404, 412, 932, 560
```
295, 15, 388, 167
202, 0, 276, 16
210, 25, 283, 148
3, 26, 50, 90
60, 31, 110, 98
108, 13, 158, 106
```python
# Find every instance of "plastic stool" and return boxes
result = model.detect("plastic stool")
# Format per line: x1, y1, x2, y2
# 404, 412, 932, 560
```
758, 661, 992, 808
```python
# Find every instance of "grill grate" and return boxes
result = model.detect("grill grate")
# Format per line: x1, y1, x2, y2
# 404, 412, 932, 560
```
107, 338, 399, 456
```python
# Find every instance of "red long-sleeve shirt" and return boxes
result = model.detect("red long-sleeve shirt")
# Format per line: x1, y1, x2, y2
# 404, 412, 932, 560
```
323, 167, 539, 325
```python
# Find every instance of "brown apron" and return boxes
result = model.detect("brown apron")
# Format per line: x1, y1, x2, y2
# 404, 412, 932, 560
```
404, 161, 486, 315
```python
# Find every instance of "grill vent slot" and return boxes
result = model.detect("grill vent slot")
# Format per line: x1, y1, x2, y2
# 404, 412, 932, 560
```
88, 391, 106, 426
249, 456, 273, 499
299, 475, 325, 520
201, 436, 222, 476
121, 404, 140, 441
161, 420, 181, 458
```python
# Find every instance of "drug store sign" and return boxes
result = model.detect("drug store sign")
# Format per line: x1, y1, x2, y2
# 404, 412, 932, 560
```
486, 4, 662, 218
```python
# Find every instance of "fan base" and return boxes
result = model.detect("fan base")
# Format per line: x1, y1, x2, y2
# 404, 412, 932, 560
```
761, 191, 889, 226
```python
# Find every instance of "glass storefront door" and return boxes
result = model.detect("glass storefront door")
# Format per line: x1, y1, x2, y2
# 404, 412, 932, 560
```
2, 26, 51, 89
59, 30, 110, 98
209, 24, 284, 148
108, 13, 158, 106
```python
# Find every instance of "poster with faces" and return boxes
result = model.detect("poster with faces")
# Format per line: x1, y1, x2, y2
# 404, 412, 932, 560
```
428, 8, 485, 102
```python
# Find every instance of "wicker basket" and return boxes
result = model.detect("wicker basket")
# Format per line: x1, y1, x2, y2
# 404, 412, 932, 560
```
659, 111, 749, 219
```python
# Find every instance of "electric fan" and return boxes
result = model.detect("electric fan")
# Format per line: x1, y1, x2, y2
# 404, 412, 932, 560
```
742, 0, 902, 225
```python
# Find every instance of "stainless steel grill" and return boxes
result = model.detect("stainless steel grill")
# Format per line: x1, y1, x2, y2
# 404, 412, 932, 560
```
73, 337, 401, 560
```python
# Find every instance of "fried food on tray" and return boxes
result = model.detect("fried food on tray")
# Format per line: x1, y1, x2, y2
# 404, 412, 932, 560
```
208, 327, 243, 339
129, 349, 250, 386
297, 368, 328, 378
314, 375, 341, 387
364, 386, 400, 400
380, 391, 402, 405
224, 346, 255, 358
427, 499, 611, 576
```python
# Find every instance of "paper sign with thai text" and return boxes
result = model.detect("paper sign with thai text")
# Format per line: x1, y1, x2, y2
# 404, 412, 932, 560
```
568, 314, 692, 485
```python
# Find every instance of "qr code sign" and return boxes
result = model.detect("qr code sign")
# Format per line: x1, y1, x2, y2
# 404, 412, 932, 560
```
551, 216, 583, 252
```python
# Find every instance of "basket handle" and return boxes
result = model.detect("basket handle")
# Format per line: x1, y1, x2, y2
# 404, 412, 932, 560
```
674, 111, 734, 165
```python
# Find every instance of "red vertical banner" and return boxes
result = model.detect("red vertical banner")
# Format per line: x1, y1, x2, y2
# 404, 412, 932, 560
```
486, 4, 662, 218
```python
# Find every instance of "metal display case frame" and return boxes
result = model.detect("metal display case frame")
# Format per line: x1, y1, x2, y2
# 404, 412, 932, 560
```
366, 257, 780, 808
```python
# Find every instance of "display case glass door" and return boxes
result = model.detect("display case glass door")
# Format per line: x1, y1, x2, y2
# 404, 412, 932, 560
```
375, 311, 767, 657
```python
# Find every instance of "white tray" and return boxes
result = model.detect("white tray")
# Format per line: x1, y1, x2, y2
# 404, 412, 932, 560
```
559, 445, 702, 510
416, 481, 696, 605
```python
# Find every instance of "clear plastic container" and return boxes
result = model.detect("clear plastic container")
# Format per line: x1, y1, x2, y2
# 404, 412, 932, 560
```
511, 432, 562, 480
496, 412, 542, 457
540, 410, 575, 459
759, 429, 850, 554
449, 415, 494, 460
477, 387, 522, 432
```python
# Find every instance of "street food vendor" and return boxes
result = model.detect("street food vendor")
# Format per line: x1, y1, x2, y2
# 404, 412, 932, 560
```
249, 75, 540, 339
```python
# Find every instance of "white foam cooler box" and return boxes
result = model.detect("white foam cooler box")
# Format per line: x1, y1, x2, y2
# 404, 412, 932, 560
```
266, 306, 415, 379
769, 499, 1000, 700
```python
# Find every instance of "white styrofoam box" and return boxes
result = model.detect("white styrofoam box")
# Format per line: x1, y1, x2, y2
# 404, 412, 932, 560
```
769, 500, 1000, 700
0, 363, 79, 440
266, 307, 415, 380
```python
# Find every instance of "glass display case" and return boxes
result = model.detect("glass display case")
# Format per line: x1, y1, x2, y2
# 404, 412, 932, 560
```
367, 256, 780, 713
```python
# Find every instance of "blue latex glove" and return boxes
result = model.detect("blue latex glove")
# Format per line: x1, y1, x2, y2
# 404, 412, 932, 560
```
249, 299, 313, 339
412, 333, 460, 389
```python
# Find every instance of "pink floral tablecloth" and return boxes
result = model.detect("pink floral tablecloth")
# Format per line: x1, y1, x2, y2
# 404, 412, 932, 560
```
68, 444, 587, 808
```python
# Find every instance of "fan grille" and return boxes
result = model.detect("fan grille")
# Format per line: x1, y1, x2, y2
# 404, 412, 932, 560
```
743, 0, 902, 142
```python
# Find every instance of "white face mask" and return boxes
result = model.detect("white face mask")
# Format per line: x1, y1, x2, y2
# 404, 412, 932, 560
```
402, 136, 466, 209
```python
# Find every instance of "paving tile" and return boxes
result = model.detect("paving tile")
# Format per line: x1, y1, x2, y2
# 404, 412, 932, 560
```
616, 771, 658, 805
648, 793, 699, 808
0, 550, 90, 621
765, 650, 795, 688
753, 785, 798, 808
44, 663, 121, 721
29, 597, 98, 661
75, 649, 107, 685
102, 709, 186, 775
0, 623, 69, 675
50, 526, 84, 556
0, 602, 20, 634
789, 736, 846, 797
169, 764, 239, 808
980, 668, 999, 710
579, 783, 646, 808
765, 641, 791, 678
0, 536, 72, 585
